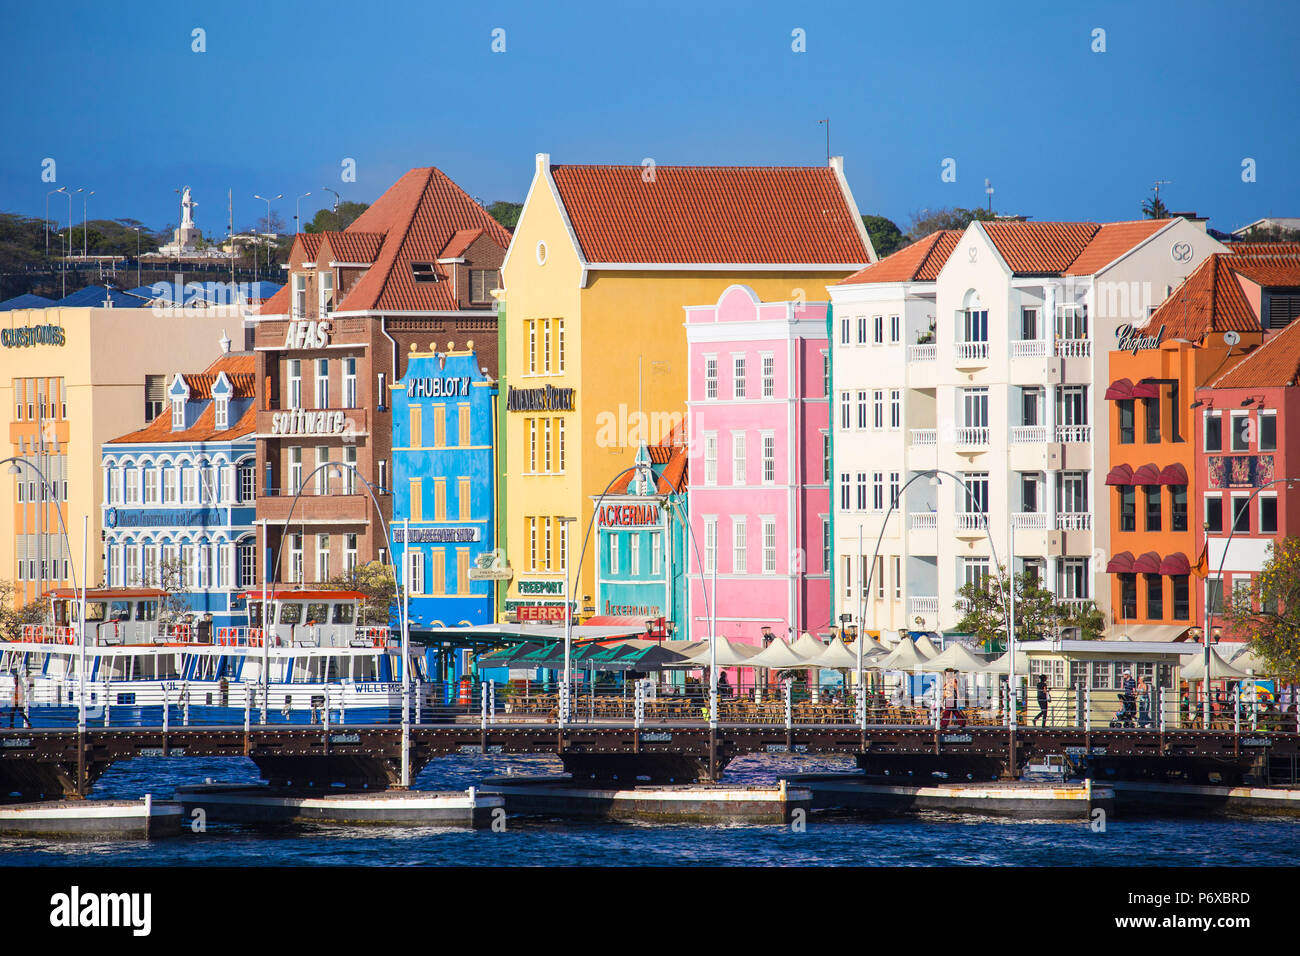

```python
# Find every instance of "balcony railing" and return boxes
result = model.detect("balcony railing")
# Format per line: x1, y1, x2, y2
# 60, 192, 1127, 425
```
1055, 424, 1092, 443
1011, 340, 1048, 358
1011, 512, 1048, 530
955, 341, 990, 363
908, 344, 937, 363
909, 512, 937, 530
955, 512, 987, 531
1055, 339, 1091, 358
909, 596, 939, 616
956, 426, 990, 446
1057, 597, 1093, 614
1010, 425, 1047, 444
1056, 512, 1093, 531
910, 428, 937, 446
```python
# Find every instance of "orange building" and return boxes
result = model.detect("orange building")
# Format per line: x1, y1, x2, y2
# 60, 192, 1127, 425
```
1102, 247, 1282, 638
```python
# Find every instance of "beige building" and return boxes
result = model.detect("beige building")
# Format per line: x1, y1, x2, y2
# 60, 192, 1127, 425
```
0, 300, 246, 606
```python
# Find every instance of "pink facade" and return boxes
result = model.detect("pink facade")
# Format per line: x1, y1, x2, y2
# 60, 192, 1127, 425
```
685, 285, 831, 648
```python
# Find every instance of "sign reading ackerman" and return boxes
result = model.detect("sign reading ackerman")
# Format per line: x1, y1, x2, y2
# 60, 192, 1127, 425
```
507, 384, 575, 412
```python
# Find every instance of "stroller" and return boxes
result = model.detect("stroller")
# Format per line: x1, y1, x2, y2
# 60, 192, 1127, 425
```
1110, 692, 1136, 728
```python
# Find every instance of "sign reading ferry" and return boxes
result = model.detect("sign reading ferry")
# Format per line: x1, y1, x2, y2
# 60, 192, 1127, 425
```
597, 503, 660, 527
284, 320, 331, 350
270, 408, 350, 436
507, 384, 575, 412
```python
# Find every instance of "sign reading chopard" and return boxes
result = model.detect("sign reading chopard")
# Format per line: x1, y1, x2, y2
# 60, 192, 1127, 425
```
269, 408, 351, 436
507, 385, 575, 412
1116, 323, 1165, 354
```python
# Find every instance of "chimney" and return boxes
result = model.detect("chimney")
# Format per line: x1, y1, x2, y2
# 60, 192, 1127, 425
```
829, 155, 844, 174
536, 153, 550, 174
219, 330, 231, 354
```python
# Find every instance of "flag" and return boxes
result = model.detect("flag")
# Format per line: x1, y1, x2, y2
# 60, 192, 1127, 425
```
1192, 543, 1209, 579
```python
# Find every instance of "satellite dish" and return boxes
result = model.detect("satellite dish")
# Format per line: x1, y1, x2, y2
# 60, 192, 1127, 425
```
1224, 330, 1241, 346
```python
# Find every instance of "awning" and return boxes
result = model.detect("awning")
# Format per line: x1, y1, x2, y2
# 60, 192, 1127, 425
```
1133, 551, 1162, 574
1109, 623, 1192, 642
1132, 380, 1161, 399
1159, 462, 1188, 485
1106, 551, 1135, 573
1159, 552, 1192, 576
1104, 378, 1134, 400
1105, 464, 1134, 485
1132, 463, 1162, 485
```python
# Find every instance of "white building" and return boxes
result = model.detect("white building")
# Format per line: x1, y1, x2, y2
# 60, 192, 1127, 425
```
830, 218, 1225, 638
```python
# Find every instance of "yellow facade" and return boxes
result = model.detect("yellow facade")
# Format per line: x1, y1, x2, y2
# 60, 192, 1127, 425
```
499, 166, 863, 617
0, 305, 242, 606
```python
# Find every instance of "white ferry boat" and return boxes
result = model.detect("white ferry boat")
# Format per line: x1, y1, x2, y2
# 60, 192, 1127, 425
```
0, 588, 433, 727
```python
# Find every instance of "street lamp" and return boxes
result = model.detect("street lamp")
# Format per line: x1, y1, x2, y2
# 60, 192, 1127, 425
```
45, 186, 67, 260
75, 188, 94, 258
321, 187, 341, 212
132, 227, 142, 288
295, 192, 312, 235
253, 193, 281, 283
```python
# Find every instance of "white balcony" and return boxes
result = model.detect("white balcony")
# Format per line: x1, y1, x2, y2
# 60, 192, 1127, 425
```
909, 596, 939, 616
1011, 340, 1048, 359
955, 512, 987, 532
1055, 339, 1091, 358
954, 341, 990, 363
1055, 424, 1092, 443
1011, 512, 1048, 530
1056, 512, 1093, 531
909, 344, 937, 363
1010, 425, 1047, 444
956, 426, 990, 447
909, 512, 937, 530
1057, 597, 1093, 614
910, 428, 937, 446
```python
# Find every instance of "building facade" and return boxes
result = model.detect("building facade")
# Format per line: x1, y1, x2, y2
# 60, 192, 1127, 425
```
391, 346, 498, 628
254, 167, 509, 587
830, 218, 1225, 638
0, 302, 248, 606
100, 353, 258, 624
685, 285, 831, 644
499, 154, 873, 621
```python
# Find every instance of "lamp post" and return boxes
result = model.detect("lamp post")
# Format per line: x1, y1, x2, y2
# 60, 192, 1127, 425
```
321, 187, 341, 212
62, 189, 72, 297
132, 227, 142, 288
1191, 476, 1296, 729
75, 188, 93, 258
557, 515, 577, 727
295, 192, 312, 235
45, 186, 67, 261
253, 193, 281, 283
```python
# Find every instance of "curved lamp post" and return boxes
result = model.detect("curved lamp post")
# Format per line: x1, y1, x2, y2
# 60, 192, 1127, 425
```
1189, 476, 1297, 730
857, 468, 1014, 729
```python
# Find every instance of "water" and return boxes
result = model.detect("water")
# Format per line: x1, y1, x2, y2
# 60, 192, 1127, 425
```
4, 754, 1299, 866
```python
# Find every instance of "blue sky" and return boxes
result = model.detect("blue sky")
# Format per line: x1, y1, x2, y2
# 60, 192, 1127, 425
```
2, 0, 1297, 236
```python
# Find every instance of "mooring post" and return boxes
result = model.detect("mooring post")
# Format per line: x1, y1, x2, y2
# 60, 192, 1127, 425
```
162, 685, 170, 757
103, 679, 111, 728
1084, 685, 1091, 755
489, 680, 496, 726
76, 728, 86, 798
182, 681, 190, 727
480, 680, 488, 754
1159, 686, 1166, 754
323, 685, 331, 754
243, 686, 251, 755
784, 678, 793, 751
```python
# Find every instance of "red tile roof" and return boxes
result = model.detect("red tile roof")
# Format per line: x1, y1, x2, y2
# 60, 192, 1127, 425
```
1065, 220, 1171, 275
260, 168, 511, 315
837, 230, 960, 285
609, 422, 688, 495
1210, 317, 1300, 388
108, 355, 257, 444
291, 233, 323, 263
1149, 245, 1300, 341
318, 231, 384, 264
548, 165, 870, 265
182, 354, 256, 400
439, 228, 483, 260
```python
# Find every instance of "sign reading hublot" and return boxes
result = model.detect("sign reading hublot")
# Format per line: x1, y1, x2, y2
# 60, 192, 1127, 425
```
407, 377, 471, 398
507, 385, 575, 412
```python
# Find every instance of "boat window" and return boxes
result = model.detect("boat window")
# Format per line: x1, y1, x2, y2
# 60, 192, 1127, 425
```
109, 601, 131, 622
85, 602, 107, 622
353, 655, 377, 682
157, 654, 181, 681
306, 603, 329, 625
136, 601, 157, 621
105, 656, 129, 680
248, 602, 263, 627
332, 603, 355, 625
278, 604, 303, 626
53, 601, 70, 626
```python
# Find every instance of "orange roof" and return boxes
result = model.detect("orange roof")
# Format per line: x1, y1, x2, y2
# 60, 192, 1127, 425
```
1210, 318, 1300, 389
979, 221, 1097, 275
439, 228, 484, 260
548, 164, 870, 265
181, 354, 256, 400
1150, 245, 1300, 341
291, 233, 323, 263
1065, 220, 1171, 275
108, 402, 255, 446
838, 230, 960, 284
318, 231, 384, 264
258, 283, 289, 315
609, 423, 688, 495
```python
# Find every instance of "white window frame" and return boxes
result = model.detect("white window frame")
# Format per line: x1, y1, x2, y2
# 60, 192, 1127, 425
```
762, 517, 776, 574
732, 431, 746, 486
732, 517, 747, 574
761, 432, 776, 485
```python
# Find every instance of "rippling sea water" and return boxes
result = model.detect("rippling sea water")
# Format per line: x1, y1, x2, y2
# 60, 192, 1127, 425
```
4, 754, 1299, 866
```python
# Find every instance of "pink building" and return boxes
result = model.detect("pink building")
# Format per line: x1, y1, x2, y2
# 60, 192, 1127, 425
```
685, 285, 831, 649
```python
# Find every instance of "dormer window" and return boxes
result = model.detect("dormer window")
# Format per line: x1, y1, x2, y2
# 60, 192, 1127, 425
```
215, 397, 229, 429
411, 263, 442, 283
292, 273, 307, 318
318, 271, 334, 315
172, 398, 185, 430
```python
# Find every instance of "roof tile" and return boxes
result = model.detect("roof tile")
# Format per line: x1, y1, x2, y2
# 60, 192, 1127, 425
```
837, 230, 960, 285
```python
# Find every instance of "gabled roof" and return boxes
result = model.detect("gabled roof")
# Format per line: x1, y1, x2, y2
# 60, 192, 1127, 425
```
291, 233, 323, 263
1064, 220, 1171, 275
837, 230, 961, 285
259, 284, 289, 315
181, 355, 256, 400
1149, 244, 1300, 341
107, 354, 257, 445
548, 164, 871, 265
0, 293, 53, 311
978, 219, 1173, 277
317, 231, 384, 265
1209, 317, 1300, 389
53, 286, 147, 308
608, 423, 688, 495
439, 228, 484, 260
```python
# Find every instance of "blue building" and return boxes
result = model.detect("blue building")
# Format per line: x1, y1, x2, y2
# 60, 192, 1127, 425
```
391, 346, 497, 628
100, 352, 258, 625
590, 428, 689, 639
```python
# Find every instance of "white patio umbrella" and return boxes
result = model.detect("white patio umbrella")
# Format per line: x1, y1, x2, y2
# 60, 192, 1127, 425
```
879, 639, 932, 670
913, 633, 942, 658
791, 632, 828, 661
1181, 647, 1254, 682
1228, 645, 1269, 675
746, 638, 810, 670
919, 642, 991, 673
809, 635, 884, 669
985, 647, 1031, 675
681, 635, 760, 667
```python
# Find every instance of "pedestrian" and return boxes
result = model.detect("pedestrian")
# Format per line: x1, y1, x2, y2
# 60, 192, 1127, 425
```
1136, 674, 1150, 727
9, 672, 31, 728
1121, 670, 1136, 727
1034, 674, 1050, 727
717, 670, 731, 700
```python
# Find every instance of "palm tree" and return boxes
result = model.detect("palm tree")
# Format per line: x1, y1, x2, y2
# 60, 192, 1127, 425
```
1142, 191, 1169, 219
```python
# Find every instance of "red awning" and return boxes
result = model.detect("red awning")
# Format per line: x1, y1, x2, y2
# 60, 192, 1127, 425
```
1106, 551, 1135, 573
1105, 464, 1134, 485
1159, 553, 1192, 576
1133, 463, 1162, 485
1133, 551, 1163, 574
1103, 379, 1133, 401
1159, 462, 1188, 485
1132, 380, 1161, 399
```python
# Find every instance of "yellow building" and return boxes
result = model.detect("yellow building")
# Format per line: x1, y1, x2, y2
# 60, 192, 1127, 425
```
0, 296, 249, 606
498, 154, 875, 620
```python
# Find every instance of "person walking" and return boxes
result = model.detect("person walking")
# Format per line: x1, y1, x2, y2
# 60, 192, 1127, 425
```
1136, 674, 1150, 727
1121, 670, 1137, 727
9, 672, 31, 728
1033, 674, 1050, 727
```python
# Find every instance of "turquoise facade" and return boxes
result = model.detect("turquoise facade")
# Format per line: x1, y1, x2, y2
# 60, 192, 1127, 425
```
391, 350, 497, 628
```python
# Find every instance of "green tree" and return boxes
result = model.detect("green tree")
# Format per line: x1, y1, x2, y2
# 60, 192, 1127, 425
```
303, 201, 369, 234
861, 214, 906, 257
156, 556, 193, 623
321, 561, 397, 626
1141, 190, 1169, 219
955, 567, 1105, 646
0, 581, 51, 641
486, 201, 523, 230
905, 206, 998, 240
1226, 536, 1300, 681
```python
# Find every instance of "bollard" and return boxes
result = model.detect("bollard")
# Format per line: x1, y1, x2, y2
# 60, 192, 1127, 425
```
1159, 686, 1166, 732
488, 680, 496, 726
480, 681, 488, 731
784, 679, 793, 731
324, 685, 331, 734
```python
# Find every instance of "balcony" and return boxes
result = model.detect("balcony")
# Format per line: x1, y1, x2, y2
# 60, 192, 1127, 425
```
1055, 424, 1092, 443
1010, 425, 1047, 444
1057, 597, 1094, 615
257, 491, 374, 524
954, 342, 990, 364
1056, 512, 1092, 531
909, 596, 939, 616
909, 428, 937, 446
1011, 512, 1048, 530
908, 344, 937, 363
1011, 340, 1048, 359
1055, 339, 1091, 359
955, 426, 990, 447
955, 512, 987, 532
909, 512, 937, 530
